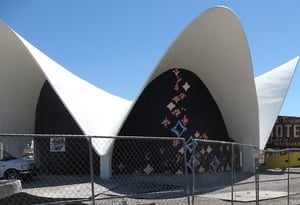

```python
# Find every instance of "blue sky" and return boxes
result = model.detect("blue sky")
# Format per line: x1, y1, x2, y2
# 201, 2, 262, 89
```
0, 1, 299, 116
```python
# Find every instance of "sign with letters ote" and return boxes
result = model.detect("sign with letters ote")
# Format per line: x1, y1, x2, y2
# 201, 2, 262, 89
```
267, 116, 300, 148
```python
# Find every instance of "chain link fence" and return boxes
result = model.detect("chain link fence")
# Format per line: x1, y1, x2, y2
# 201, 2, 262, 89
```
0, 134, 300, 204
189, 140, 258, 205
258, 148, 300, 205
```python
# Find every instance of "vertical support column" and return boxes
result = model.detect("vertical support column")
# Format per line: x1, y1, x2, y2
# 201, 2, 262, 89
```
100, 153, 112, 179
242, 146, 256, 172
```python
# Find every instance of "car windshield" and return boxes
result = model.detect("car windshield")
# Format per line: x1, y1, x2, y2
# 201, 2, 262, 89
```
1, 151, 16, 161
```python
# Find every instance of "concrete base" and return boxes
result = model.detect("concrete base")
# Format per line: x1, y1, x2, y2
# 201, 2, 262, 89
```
0, 180, 22, 199
202, 190, 291, 202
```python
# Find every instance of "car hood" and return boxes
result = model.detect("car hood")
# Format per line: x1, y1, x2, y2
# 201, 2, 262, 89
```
5, 158, 34, 165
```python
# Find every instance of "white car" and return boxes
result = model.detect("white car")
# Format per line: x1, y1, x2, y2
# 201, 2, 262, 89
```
0, 150, 37, 180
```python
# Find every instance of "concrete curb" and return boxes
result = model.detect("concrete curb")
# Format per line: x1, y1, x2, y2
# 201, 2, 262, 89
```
0, 180, 22, 199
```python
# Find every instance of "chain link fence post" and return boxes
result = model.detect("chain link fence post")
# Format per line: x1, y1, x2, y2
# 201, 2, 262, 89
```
182, 138, 191, 205
255, 147, 259, 205
88, 136, 95, 205
230, 143, 234, 205
192, 139, 196, 205
287, 148, 290, 205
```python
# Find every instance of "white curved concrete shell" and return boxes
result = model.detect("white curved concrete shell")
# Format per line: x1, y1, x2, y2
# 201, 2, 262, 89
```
0, 22, 132, 136
120, 6, 261, 174
0, 21, 132, 158
255, 57, 299, 149
0, 6, 298, 178
143, 6, 259, 148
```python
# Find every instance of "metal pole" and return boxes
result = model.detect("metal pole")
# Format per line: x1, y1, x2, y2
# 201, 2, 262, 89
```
287, 149, 290, 205
192, 141, 196, 205
231, 143, 234, 205
255, 148, 259, 205
183, 139, 191, 205
88, 137, 96, 205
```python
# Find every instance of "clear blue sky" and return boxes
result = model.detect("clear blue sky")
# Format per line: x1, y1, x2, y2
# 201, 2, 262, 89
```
0, 1, 299, 116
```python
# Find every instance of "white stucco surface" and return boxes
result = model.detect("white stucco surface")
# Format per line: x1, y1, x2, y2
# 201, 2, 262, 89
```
0, 6, 298, 178
255, 57, 299, 149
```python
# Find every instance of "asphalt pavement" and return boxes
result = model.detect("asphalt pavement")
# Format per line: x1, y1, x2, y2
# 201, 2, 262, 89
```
2, 168, 300, 204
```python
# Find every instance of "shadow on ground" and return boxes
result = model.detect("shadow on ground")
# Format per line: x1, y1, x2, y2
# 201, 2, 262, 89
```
0, 192, 87, 205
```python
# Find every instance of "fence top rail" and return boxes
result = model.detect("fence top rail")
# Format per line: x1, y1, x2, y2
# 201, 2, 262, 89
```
5, 133, 300, 153
0, 133, 261, 148
0, 133, 185, 141
263, 148, 300, 152
194, 138, 258, 149
7, 134, 300, 153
